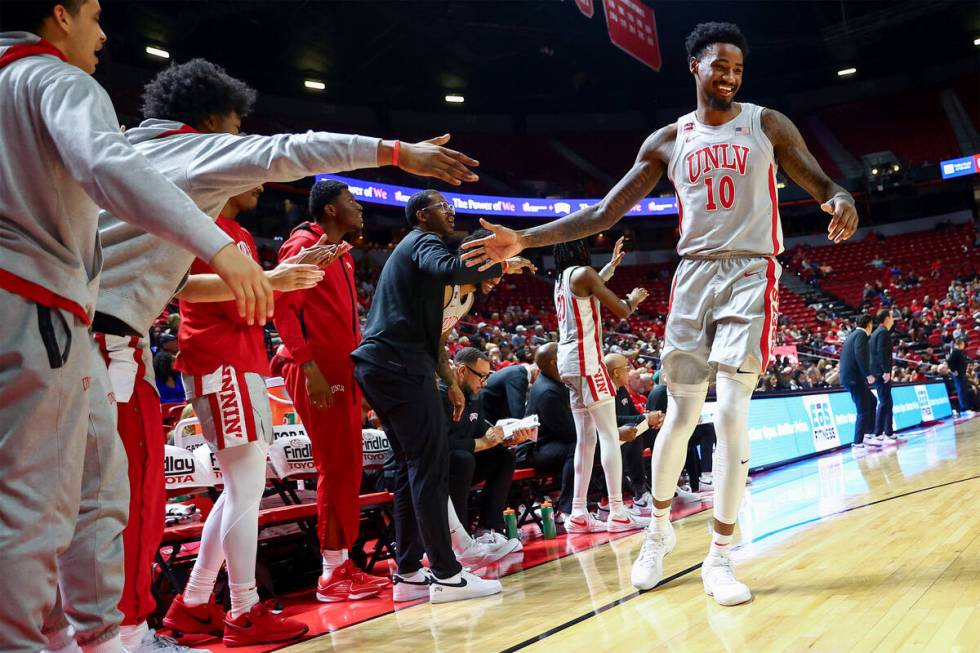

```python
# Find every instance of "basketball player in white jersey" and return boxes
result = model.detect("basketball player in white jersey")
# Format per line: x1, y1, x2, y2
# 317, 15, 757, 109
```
462, 22, 859, 606
552, 239, 650, 534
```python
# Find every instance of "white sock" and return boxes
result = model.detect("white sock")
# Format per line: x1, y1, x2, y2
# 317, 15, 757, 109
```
118, 622, 149, 651
183, 565, 220, 607
447, 497, 473, 551
570, 498, 587, 517
608, 493, 625, 517
710, 529, 733, 557
80, 635, 123, 653
229, 581, 260, 619
322, 549, 347, 579
652, 506, 670, 529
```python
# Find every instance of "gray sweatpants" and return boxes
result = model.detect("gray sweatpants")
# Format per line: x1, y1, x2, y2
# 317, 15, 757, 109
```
0, 290, 128, 652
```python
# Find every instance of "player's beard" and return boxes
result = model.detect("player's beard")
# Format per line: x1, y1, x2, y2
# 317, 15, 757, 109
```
708, 92, 734, 111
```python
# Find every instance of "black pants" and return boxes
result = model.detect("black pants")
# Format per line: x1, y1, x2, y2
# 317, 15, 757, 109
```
621, 430, 652, 497
873, 379, 893, 436
353, 361, 461, 578
517, 440, 576, 514
847, 382, 876, 444
448, 445, 516, 532
953, 377, 972, 412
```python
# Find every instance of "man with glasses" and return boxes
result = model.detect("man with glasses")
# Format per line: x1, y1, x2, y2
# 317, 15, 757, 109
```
352, 190, 509, 603
443, 348, 533, 540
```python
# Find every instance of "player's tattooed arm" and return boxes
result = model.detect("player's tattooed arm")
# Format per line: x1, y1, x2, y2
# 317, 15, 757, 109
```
762, 109, 859, 243
459, 125, 675, 269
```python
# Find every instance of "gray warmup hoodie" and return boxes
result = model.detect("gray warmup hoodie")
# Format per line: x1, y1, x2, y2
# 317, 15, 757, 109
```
0, 32, 232, 323
96, 120, 379, 336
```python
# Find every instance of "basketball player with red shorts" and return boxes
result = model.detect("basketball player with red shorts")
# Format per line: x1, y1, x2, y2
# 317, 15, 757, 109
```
462, 22, 859, 607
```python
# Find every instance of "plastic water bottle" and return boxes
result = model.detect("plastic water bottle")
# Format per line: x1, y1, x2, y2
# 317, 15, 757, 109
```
540, 501, 557, 539
503, 507, 519, 540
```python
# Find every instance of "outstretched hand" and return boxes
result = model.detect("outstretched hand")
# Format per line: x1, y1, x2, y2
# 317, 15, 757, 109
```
398, 134, 480, 186
460, 218, 524, 270
821, 195, 859, 244
610, 236, 627, 268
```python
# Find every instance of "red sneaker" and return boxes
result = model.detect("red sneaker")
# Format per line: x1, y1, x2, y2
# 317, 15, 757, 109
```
348, 562, 390, 591
162, 594, 225, 638
316, 560, 384, 602
223, 601, 308, 647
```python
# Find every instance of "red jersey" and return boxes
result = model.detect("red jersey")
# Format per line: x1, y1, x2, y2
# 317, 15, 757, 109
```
273, 222, 360, 367
176, 216, 269, 376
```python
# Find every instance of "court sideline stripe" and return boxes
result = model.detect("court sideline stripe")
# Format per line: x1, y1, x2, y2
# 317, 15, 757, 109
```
498, 472, 980, 653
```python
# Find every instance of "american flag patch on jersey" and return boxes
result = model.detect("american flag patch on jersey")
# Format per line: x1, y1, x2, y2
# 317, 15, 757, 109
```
735, 126, 751, 135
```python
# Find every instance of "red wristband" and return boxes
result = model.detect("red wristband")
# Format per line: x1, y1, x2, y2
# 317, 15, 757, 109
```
392, 140, 401, 167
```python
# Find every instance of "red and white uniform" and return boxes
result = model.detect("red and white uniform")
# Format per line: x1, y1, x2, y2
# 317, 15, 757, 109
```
273, 222, 363, 550
177, 216, 272, 449
554, 266, 615, 410
662, 102, 782, 375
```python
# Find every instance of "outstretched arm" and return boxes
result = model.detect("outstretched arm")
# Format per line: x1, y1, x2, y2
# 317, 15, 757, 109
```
761, 109, 859, 244
461, 126, 675, 268
571, 267, 648, 320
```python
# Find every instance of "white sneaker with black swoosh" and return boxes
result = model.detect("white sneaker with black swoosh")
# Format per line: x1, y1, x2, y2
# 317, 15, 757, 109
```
429, 570, 502, 604
392, 568, 433, 603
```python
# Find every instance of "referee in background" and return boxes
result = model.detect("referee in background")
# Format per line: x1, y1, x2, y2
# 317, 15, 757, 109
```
869, 310, 897, 444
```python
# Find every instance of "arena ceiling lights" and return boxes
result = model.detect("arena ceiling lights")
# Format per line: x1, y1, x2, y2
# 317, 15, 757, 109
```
145, 45, 169, 60
444, 94, 465, 104
304, 80, 326, 91
837, 67, 857, 77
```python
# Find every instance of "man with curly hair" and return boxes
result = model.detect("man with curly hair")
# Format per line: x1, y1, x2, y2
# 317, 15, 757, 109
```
78, 57, 484, 649
463, 21, 860, 606
0, 3, 272, 653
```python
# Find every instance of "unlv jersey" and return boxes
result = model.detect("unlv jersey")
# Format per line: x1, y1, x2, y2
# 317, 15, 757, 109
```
554, 266, 604, 379
667, 102, 783, 258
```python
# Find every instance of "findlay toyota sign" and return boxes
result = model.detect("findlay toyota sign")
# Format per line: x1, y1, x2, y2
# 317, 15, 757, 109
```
314, 174, 679, 219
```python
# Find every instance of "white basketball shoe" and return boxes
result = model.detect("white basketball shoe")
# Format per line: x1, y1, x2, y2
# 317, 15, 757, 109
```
631, 521, 677, 590
702, 551, 752, 606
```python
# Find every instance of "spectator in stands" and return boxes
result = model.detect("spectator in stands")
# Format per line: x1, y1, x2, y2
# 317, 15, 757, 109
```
517, 343, 577, 517
443, 347, 532, 537
605, 354, 664, 512
153, 334, 185, 403
481, 361, 538, 425
841, 314, 877, 450
870, 309, 898, 444
948, 337, 974, 414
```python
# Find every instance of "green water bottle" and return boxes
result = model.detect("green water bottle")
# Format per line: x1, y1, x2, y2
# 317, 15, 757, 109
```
540, 501, 557, 539
503, 507, 519, 540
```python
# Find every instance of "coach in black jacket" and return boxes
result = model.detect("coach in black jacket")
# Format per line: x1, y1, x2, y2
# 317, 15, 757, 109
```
870, 310, 895, 438
352, 190, 504, 584
481, 363, 537, 424
840, 314, 876, 447
948, 337, 973, 412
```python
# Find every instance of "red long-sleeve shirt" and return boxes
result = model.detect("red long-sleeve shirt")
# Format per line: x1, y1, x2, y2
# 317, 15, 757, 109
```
273, 222, 360, 367
175, 216, 270, 376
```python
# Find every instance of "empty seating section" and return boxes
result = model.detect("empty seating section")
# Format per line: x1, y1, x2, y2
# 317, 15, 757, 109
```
814, 90, 960, 166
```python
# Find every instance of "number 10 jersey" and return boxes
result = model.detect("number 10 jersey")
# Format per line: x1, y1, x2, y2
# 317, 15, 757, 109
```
666, 102, 783, 259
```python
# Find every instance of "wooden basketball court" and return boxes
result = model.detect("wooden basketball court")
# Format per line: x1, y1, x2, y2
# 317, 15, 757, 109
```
275, 415, 980, 653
